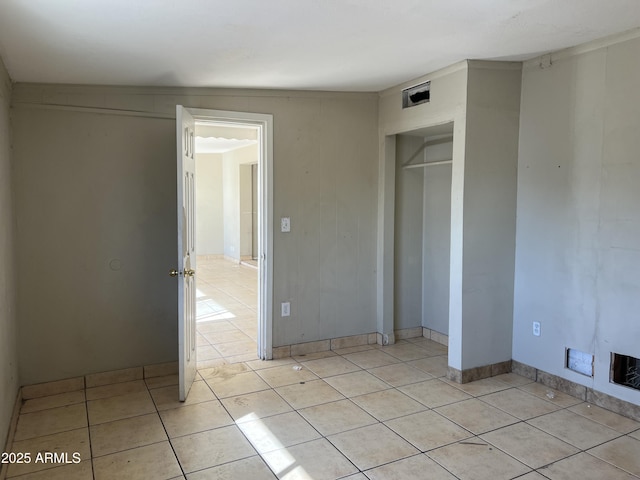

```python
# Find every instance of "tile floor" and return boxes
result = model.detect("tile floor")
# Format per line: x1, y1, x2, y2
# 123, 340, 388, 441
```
5, 260, 640, 479
6, 336, 640, 479
195, 256, 259, 368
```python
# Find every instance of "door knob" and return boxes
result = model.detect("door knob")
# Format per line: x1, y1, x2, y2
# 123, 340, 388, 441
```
169, 269, 180, 277
185, 269, 196, 277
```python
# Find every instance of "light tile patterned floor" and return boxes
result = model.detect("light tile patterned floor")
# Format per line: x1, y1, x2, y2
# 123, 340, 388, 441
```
6, 337, 640, 479
195, 256, 259, 368
5, 261, 640, 479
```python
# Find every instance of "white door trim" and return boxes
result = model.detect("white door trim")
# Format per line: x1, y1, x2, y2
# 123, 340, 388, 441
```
187, 107, 274, 360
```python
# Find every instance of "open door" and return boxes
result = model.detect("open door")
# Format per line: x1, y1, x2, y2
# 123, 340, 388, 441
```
173, 107, 274, 363
174, 105, 197, 401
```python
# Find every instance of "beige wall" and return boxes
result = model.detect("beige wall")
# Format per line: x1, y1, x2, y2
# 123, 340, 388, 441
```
12, 85, 378, 384
222, 144, 258, 261
239, 162, 253, 258
0, 58, 18, 448
195, 146, 258, 259
195, 153, 224, 256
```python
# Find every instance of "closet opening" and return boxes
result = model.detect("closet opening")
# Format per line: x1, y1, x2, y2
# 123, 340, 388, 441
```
393, 122, 453, 342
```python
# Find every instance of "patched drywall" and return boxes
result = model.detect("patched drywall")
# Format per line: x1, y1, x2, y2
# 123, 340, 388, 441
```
514, 33, 640, 404
0, 58, 18, 447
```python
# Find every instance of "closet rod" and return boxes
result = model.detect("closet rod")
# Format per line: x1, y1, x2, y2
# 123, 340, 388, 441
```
403, 159, 452, 169
401, 135, 453, 168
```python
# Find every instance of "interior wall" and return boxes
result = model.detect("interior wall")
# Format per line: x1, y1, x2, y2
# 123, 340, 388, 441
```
377, 62, 468, 356
514, 33, 640, 404
394, 132, 453, 335
13, 109, 177, 384
461, 63, 521, 369
251, 164, 258, 259
0, 58, 18, 449
239, 163, 253, 258
195, 152, 224, 255
379, 61, 520, 372
12, 85, 378, 383
393, 134, 425, 330
222, 144, 257, 261
422, 139, 452, 335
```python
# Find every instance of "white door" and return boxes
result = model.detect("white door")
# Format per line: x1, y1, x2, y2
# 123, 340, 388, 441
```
175, 105, 197, 401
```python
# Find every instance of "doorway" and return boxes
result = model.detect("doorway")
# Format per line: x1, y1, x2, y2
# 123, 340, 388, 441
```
185, 108, 273, 365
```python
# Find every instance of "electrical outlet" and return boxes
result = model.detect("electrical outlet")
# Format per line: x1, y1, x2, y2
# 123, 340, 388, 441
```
281, 302, 290, 317
533, 321, 541, 337
280, 217, 290, 232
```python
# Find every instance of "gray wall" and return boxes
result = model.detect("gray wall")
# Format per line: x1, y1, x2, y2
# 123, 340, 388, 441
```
12, 85, 378, 384
514, 34, 640, 404
393, 133, 453, 334
0, 59, 18, 451
422, 140, 452, 335
394, 134, 425, 330
13, 109, 177, 384
273, 96, 378, 345
461, 63, 521, 369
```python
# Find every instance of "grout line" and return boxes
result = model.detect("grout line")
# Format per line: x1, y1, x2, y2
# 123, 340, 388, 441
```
83, 392, 95, 480
8, 319, 640, 479
148, 382, 187, 479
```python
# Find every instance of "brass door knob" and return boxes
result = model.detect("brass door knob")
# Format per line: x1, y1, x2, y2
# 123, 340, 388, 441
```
169, 269, 179, 277
185, 269, 196, 277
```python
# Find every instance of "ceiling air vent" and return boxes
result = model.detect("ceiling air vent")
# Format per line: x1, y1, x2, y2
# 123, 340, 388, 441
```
402, 80, 430, 109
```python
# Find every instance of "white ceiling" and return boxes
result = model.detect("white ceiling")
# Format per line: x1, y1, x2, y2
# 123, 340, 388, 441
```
0, 1, 639, 92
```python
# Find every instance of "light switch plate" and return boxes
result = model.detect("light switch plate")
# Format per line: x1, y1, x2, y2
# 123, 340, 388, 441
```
281, 217, 291, 232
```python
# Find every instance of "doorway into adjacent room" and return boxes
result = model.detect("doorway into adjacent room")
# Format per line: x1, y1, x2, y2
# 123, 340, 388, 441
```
185, 109, 273, 371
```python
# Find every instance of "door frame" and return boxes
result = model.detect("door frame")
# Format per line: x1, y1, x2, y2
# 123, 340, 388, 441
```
187, 107, 274, 360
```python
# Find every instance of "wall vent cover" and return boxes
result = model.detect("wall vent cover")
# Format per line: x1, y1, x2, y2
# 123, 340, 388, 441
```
566, 348, 594, 377
402, 81, 430, 108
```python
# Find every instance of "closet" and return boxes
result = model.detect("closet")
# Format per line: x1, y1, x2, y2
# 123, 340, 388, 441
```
394, 123, 453, 337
